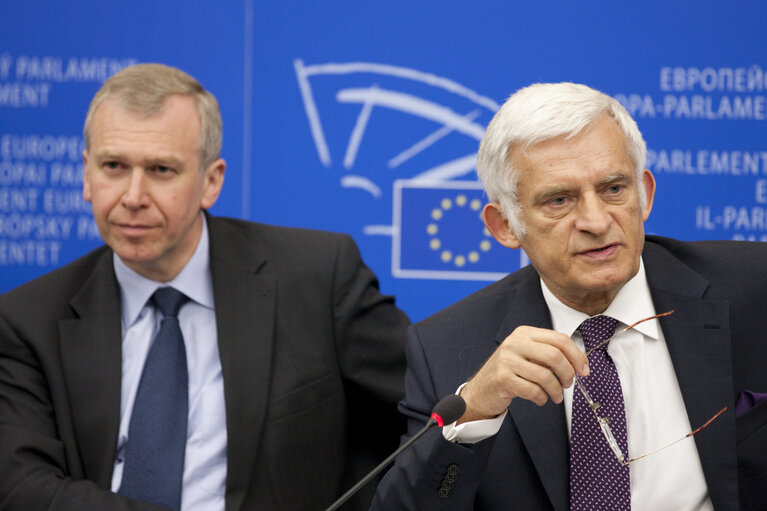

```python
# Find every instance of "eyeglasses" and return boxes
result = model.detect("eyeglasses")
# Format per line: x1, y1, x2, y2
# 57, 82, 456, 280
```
573, 310, 727, 466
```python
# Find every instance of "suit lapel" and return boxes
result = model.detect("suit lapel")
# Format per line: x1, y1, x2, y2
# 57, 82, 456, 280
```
58, 250, 122, 488
493, 242, 738, 509
643, 242, 737, 509
500, 269, 571, 511
208, 218, 276, 511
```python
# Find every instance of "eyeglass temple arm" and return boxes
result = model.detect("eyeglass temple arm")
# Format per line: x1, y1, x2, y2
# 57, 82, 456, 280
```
620, 406, 728, 466
574, 374, 627, 462
585, 310, 675, 356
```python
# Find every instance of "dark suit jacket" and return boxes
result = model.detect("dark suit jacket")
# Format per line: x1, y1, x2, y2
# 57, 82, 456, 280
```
0, 216, 410, 511
372, 236, 767, 510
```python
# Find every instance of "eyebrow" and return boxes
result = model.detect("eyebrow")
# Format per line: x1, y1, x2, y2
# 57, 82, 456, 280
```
599, 172, 634, 189
93, 150, 184, 168
531, 173, 634, 205
533, 186, 572, 206
93, 150, 123, 162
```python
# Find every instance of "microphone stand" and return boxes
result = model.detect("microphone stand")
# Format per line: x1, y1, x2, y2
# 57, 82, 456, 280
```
323, 417, 438, 511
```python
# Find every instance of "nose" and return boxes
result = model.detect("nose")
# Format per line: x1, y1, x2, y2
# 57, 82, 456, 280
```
574, 193, 612, 234
121, 168, 149, 209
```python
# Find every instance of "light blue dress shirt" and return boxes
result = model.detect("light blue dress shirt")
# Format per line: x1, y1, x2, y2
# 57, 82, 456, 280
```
110, 216, 227, 511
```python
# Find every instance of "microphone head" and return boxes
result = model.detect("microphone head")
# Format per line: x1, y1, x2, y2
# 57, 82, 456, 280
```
430, 394, 466, 427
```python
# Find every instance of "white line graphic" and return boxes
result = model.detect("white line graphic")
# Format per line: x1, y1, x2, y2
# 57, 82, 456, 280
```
388, 109, 481, 169
294, 59, 498, 169
340, 175, 382, 198
294, 59, 332, 166
343, 84, 377, 169
363, 225, 395, 236
297, 61, 500, 110
336, 87, 486, 140
412, 154, 478, 182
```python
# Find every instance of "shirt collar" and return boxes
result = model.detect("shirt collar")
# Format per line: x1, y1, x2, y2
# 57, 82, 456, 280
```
114, 213, 215, 329
541, 258, 660, 340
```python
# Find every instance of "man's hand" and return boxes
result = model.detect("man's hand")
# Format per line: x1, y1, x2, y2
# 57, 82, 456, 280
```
457, 326, 589, 424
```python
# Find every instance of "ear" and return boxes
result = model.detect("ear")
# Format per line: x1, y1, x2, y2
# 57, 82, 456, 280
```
200, 158, 226, 209
82, 149, 92, 203
640, 169, 656, 221
482, 202, 521, 249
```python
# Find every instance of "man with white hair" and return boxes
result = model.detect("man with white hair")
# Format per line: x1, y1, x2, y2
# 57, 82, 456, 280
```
372, 82, 767, 510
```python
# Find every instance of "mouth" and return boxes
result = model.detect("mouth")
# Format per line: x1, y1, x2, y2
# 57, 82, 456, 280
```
578, 243, 619, 259
115, 223, 155, 236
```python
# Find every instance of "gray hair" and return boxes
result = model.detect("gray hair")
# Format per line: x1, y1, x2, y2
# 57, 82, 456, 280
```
83, 63, 222, 170
476, 82, 647, 237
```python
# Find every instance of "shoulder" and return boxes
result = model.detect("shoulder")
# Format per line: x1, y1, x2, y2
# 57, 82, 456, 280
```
646, 234, 767, 257
645, 235, 767, 271
415, 264, 538, 336
644, 235, 767, 295
206, 216, 363, 282
209, 216, 354, 253
0, 245, 112, 318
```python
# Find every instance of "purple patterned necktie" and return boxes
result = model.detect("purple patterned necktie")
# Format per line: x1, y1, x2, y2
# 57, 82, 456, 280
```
570, 315, 630, 510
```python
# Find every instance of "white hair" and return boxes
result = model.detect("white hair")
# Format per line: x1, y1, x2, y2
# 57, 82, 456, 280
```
476, 82, 647, 238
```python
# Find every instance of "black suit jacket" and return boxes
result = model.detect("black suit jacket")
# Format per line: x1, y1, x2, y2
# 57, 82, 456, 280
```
372, 236, 767, 510
0, 216, 410, 511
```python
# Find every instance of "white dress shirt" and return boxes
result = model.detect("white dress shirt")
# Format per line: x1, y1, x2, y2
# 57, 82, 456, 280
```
444, 259, 713, 510
111, 215, 227, 511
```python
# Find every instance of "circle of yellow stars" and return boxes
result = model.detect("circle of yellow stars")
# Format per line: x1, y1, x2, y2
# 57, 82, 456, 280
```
427, 194, 493, 268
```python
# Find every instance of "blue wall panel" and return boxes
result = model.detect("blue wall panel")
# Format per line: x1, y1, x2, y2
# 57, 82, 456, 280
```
2, 1, 766, 321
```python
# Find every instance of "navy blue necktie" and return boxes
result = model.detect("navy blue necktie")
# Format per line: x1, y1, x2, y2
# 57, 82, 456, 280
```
119, 287, 189, 510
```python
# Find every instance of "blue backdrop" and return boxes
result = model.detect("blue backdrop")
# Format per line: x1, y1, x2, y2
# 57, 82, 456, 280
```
2, 1, 766, 321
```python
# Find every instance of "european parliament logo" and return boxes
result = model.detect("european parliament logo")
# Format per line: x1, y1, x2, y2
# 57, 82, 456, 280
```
294, 59, 525, 280
393, 180, 526, 280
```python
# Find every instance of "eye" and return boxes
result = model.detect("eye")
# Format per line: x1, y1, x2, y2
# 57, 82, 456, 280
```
548, 196, 569, 207
607, 184, 623, 194
149, 165, 175, 176
604, 184, 626, 196
102, 161, 123, 173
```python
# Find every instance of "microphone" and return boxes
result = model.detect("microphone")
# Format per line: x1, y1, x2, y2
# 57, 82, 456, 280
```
428, 394, 467, 427
324, 394, 466, 511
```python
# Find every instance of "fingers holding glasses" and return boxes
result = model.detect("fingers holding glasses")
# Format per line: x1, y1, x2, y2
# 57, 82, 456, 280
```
458, 326, 590, 424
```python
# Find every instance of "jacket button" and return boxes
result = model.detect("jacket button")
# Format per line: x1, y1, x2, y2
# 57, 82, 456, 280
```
438, 464, 460, 499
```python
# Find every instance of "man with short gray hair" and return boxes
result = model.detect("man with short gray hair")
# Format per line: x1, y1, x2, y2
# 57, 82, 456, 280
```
0, 63, 409, 511
372, 82, 767, 510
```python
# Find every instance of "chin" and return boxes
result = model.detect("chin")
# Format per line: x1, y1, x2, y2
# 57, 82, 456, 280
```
589, 271, 634, 292
114, 245, 159, 264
